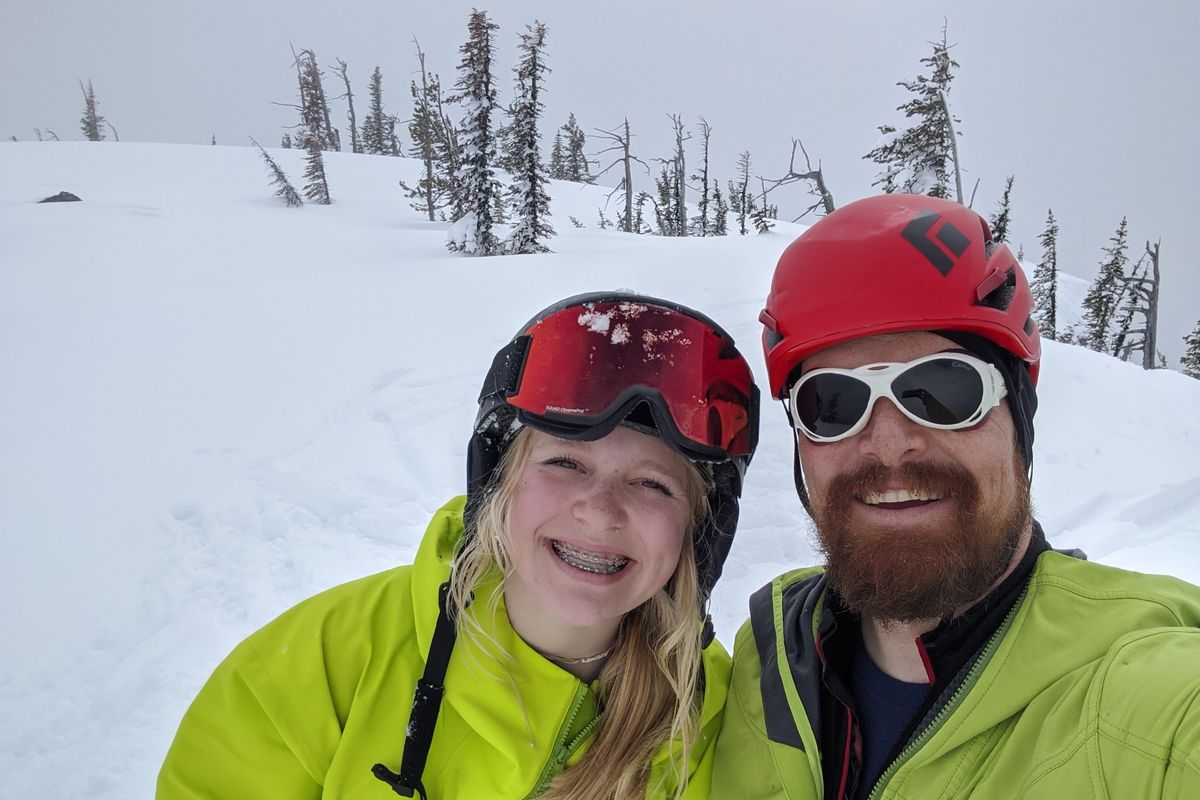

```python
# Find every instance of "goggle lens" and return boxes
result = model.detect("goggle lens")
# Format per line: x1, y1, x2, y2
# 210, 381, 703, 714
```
505, 299, 757, 458
790, 353, 1004, 443
793, 372, 870, 439
892, 357, 986, 426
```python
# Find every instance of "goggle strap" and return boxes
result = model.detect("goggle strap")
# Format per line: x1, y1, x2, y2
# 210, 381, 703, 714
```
478, 336, 530, 403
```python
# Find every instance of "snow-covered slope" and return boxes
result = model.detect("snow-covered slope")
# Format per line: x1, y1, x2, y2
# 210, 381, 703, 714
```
3, 142, 1199, 797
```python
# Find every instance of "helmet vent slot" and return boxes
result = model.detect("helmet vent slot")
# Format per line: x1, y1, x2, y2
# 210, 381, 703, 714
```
976, 268, 1017, 312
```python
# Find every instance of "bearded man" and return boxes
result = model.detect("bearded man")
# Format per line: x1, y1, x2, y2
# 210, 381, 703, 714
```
712, 194, 1200, 799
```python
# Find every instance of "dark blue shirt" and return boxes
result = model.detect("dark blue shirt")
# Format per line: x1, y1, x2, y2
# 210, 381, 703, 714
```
850, 639, 930, 795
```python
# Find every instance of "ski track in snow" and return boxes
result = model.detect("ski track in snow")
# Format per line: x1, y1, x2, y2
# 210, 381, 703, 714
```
2, 142, 1199, 797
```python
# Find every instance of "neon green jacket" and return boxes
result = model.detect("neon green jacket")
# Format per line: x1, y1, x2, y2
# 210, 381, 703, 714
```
158, 497, 730, 799
712, 551, 1200, 799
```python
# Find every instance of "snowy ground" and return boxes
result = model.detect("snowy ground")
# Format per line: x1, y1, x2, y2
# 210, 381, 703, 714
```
2, 142, 1199, 797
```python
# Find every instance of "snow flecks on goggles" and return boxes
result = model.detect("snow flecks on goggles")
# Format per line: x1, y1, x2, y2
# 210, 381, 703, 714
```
487, 297, 758, 460
788, 351, 1008, 443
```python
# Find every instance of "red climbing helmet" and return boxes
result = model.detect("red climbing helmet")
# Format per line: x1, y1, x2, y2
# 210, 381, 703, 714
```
760, 194, 1041, 398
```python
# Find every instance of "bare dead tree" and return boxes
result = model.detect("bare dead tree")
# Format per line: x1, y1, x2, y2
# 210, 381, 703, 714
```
107, 121, 120, 142
759, 138, 836, 221
36, 127, 62, 142
938, 89, 964, 205
1112, 239, 1162, 369
669, 114, 690, 235
593, 119, 649, 233
283, 45, 340, 151
331, 59, 360, 154
690, 117, 712, 235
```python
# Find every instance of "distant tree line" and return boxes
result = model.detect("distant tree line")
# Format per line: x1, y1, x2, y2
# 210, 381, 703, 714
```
34, 17, 1198, 376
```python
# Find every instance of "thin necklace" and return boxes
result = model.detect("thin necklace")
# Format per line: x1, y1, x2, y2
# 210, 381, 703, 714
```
543, 640, 617, 665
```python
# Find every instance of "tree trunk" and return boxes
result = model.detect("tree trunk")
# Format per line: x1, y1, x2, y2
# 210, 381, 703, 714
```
623, 119, 634, 230
1144, 240, 1161, 370
939, 90, 964, 205
334, 60, 359, 154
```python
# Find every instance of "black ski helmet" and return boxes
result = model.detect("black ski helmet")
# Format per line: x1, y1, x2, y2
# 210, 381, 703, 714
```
463, 291, 760, 607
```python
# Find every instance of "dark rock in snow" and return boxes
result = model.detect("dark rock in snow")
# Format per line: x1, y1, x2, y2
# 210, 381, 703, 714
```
38, 191, 82, 203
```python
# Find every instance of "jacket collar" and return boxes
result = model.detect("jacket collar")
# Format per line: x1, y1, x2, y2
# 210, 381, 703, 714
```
409, 497, 593, 762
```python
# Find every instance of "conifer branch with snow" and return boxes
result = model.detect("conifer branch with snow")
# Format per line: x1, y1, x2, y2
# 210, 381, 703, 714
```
249, 137, 303, 207
1075, 216, 1130, 352
400, 42, 458, 221
1181, 320, 1200, 379
864, 24, 961, 199
990, 176, 1015, 243
79, 80, 106, 142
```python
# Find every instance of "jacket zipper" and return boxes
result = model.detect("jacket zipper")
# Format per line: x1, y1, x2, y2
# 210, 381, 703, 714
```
865, 588, 1027, 800
524, 683, 601, 799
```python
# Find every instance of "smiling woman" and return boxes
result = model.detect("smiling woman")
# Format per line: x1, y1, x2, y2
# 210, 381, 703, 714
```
156, 291, 760, 800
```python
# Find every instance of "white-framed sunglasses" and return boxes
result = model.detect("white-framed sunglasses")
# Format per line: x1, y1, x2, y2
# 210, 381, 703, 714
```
787, 352, 1009, 443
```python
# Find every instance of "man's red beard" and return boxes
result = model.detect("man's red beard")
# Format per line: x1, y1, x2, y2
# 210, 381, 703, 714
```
810, 456, 1030, 624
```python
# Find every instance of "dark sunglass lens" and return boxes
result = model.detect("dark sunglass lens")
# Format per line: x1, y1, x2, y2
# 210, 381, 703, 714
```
795, 373, 871, 437
893, 358, 984, 425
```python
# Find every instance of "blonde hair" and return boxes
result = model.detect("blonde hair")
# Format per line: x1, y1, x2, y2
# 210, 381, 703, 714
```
448, 427, 714, 800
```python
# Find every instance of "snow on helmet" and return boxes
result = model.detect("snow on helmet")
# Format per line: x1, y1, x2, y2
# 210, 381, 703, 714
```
465, 291, 760, 607
760, 194, 1041, 399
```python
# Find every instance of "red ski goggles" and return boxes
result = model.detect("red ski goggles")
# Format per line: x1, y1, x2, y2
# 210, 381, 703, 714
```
481, 295, 759, 460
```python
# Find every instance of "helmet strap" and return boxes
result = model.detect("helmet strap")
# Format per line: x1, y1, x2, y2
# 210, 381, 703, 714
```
787, 395, 814, 513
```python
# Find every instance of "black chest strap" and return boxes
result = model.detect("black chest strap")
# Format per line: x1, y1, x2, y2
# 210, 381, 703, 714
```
372, 581, 458, 799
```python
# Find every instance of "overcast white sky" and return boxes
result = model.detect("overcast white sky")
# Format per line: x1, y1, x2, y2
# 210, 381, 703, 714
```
4, 0, 1198, 360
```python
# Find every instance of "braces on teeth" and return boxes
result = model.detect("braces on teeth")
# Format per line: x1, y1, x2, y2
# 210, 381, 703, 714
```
552, 541, 629, 574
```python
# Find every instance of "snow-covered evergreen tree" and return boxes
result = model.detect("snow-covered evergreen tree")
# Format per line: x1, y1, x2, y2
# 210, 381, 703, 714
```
559, 113, 593, 183
712, 180, 728, 236
300, 120, 331, 205
446, 10, 502, 256
864, 27, 960, 198
654, 166, 677, 236
1031, 209, 1058, 341
361, 67, 391, 156
990, 175, 1015, 243
250, 138, 303, 207
295, 49, 340, 152
281, 132, 292, 149
751, 185, 775, 233
1182, 320, 1200, 379
1076, 217, 1129, 352
548, 131, 565, 179
79, 80, 106, 141
504, 22, 554, 255
633, 191, 651, 234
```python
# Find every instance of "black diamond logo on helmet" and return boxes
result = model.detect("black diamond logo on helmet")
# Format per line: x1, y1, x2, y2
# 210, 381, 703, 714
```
901, 211, 971, 276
